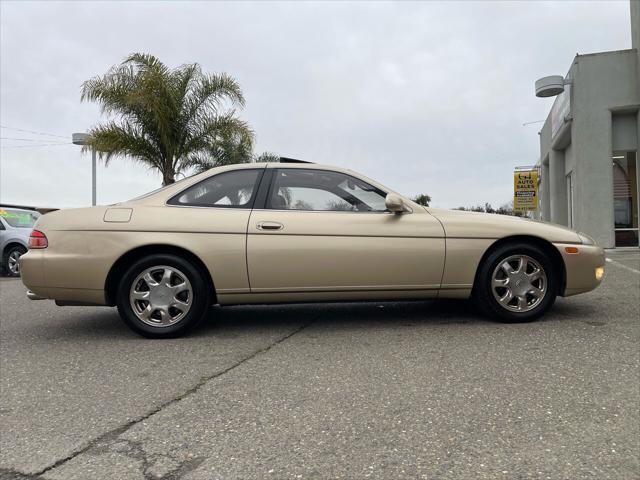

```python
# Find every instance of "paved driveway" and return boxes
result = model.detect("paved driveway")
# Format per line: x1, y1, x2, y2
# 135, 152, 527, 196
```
1, 251, 638, 479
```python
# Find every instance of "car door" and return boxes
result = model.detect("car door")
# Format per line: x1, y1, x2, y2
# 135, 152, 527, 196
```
246, 166, 445, 297
162, 166, 266, 294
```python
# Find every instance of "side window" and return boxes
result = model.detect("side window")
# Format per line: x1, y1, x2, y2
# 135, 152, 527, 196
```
168, 169, 262, 208
267, 169, 388, 212
0, 220, 5, 230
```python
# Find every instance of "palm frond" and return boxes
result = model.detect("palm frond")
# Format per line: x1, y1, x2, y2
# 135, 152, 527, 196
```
83, 121, 162, 169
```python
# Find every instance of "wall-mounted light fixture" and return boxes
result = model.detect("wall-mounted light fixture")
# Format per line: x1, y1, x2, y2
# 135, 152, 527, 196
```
535, 75, 570, 98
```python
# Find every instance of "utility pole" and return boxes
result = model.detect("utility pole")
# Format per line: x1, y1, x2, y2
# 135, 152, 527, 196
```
72, 132, 96, 206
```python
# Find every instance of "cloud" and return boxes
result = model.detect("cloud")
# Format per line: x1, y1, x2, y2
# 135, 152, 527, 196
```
0, 0, 630, 208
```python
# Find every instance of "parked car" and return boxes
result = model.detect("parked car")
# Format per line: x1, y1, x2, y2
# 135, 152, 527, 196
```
1, 207, 40, 276
21, 160, 604, 338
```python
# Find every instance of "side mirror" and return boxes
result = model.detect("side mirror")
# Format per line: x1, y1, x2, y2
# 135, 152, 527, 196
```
385, 193, 405, 213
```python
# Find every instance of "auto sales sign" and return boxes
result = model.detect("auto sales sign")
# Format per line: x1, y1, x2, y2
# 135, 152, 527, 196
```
513, 169, 538, 212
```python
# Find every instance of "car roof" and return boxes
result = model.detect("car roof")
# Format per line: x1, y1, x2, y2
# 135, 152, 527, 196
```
220, 161, 354, 174
131, 160, 406, 207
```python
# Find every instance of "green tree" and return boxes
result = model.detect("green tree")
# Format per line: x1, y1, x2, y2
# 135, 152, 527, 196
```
81, 53, 252, 185
454, 201, 524, 217
412, 194, 431, 206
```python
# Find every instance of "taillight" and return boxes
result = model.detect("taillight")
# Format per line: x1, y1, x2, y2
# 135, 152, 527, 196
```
29, 230, 48, 249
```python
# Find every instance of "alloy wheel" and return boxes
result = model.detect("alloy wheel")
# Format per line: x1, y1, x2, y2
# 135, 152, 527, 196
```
491, 254, 547, 312
129, 265, 193, 327
7, 250, 22, 275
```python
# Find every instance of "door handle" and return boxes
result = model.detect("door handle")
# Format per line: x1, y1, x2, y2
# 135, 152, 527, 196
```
257, 221, 284, 231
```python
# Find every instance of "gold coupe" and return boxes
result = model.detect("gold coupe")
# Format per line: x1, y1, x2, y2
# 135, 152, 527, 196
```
21, 160, 605, 338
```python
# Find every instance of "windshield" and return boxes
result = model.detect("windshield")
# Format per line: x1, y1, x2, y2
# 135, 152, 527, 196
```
0, 208, 40, 228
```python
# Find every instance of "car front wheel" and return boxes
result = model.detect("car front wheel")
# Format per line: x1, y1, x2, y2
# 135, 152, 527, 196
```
474, 243, 558, 322
116, 254, 211, 338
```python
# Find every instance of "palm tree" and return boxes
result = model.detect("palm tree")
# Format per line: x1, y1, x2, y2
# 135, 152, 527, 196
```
187, 122, 254, 174
253, 151, 281, 163
81, 53, 253, 185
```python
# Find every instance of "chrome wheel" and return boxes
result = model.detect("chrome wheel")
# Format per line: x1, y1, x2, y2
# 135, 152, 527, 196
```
129, 265, 193, 327
7, 250, 22, 275
491, 255, 547, 313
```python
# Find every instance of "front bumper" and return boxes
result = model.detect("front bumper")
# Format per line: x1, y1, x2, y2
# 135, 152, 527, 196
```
554, 243, 605, 296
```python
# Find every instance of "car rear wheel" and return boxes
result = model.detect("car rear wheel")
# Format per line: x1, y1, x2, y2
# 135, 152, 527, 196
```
116, 254, 211, 338
474, 243, 557, 322
4, 245, 27, 277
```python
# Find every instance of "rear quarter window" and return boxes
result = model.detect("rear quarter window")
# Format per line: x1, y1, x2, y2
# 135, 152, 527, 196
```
168, 169, 263, 208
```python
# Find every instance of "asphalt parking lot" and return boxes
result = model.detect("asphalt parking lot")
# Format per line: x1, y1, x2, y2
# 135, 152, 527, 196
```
0, 250, 638, 480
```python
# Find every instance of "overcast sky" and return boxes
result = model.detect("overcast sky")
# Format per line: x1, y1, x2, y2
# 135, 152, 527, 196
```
0, 1, 632, 209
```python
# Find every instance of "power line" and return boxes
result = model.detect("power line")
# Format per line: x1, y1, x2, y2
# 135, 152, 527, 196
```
522, 119, 545, 126
0, 125, 68, 139
1, 137, 69, 143
0, 143, 74, 149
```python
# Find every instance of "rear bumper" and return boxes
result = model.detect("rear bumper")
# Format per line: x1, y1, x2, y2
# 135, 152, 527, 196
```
554, 243, 605, 296
27, 290, 46, 300
20, 250, 107, 305
20, 250, 47, 297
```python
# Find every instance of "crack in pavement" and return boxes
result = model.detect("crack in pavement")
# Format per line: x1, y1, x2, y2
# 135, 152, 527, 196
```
88, 437, 205, 480
156, 457, 205, 480
27, 320, 315, 479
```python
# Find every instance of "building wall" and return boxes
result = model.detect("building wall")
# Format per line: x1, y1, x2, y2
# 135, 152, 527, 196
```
535, 113, 551, 221
572, 50, 638, 247
564, 142, 575, 228
613, 114, 639, 151
537, 49, 639, 248
633, 1, 640, 109
632, 0, 640, 51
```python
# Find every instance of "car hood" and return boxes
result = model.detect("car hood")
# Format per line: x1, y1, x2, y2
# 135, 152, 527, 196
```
426, 207, 583, 244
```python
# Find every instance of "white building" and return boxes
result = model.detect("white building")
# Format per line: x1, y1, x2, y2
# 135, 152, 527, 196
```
535, 1, 640, 248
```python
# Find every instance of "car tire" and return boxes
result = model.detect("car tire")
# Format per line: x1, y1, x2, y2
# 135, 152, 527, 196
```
473, 242, 557, 323
116, 254, 211, 338
3, 245, 27, 277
